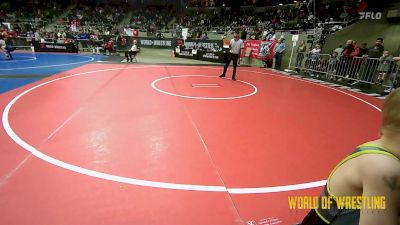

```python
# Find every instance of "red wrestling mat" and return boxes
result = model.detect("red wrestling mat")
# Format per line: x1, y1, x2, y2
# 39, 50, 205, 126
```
0, 64, 384, 225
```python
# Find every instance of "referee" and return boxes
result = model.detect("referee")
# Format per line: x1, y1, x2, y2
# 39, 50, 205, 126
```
219, 31, 244, 81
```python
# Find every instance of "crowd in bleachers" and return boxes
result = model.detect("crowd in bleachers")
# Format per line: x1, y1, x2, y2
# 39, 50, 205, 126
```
0, 0, 69, 35
0, 0, 370, 65
128, 5, 176, 33
0, 0, 363, 40
176, 0, 361, 41
67, 2, 128, 34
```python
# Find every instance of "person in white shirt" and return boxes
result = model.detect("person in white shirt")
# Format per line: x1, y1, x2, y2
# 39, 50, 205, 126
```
334, 45, 343, 56
0, 38, 8, 59
0, 36, 13, 60
219, 31, 244, 81
308, 44, 322, 76
125, 40, 138, 62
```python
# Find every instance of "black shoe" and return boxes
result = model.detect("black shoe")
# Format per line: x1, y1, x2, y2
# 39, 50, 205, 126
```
219, 74, 225, 78
232, 77, 236, 81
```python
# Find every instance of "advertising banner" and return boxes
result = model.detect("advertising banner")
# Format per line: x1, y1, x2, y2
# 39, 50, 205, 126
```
34, 42, 78, 53
241, 40, 276, 61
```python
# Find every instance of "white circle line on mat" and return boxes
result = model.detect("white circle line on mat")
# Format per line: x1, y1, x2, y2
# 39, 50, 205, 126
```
0, 55, 94, 70
0, 55, 37, 63
151, 75, 258, 100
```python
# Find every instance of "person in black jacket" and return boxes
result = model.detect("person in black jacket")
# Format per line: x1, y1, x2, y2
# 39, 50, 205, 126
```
362, 38, 385, 84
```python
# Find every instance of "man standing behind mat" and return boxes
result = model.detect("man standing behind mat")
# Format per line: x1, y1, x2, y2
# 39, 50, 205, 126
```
219, 31, 244, 81
274, 38, 285, 70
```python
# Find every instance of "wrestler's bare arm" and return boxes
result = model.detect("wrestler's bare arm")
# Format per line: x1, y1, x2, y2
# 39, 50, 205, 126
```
359, 155, 400, 225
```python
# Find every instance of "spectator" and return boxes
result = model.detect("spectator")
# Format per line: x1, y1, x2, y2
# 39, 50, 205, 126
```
360, 43, 368, 56
274, 37, 286, 70
254, 28, 262, 40
0, 35, 13, 60
65, 38, 78, 53
116, 33, 127, 52
200, 32, 209, 41
348, 41, 362, 83
13, 24, 21, 36
295, 40, 307, 73
265, 28, 276, 41
307, 43, 322, 76
334, 44, 343, 55
133, 28, 139, 41
89, 32, 101, 55
77, 30, 89, 51
337, 40, 354, 79
386, 56, 400, 93
104, 39, 114, 55
124, 26, 132, 36
341, 40, 355, 56
365, 38, 385, 58
376, 51, 393, 85
327, 51, 339, 80
0, 28, 8, 38
363, 38, 385, 84
34, 29, 41, 42
221, 31, 228, 40
240, 26, 247, 40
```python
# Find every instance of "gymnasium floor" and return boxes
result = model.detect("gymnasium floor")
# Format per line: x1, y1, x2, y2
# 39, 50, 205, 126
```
0, 52, 384, 225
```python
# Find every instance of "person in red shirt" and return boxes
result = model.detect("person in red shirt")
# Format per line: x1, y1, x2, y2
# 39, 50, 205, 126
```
104, 40, 114, 55
133, 29, 139, 41
0, 29, 8, 39
348, 41, 362, 84
337, 40, 354, 80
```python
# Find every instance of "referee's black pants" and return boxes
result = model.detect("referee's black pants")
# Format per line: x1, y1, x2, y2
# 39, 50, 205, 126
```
222, 53, 239, 79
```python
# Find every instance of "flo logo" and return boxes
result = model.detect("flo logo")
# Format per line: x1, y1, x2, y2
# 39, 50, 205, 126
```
359, 12, 383, 20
